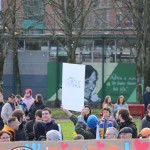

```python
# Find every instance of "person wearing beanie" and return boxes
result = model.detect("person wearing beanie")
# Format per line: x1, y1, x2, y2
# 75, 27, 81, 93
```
138, 128, 150, 139
140, 104, 150, 130
75, 114, 99, 139
22, 88, 34, 111
46, 130, 61, 141
118, 127, 133, 139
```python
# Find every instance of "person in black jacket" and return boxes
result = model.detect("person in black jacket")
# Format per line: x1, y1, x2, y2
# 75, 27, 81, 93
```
11, 109, 27, 141
25, 109, 43, 141
0, 92, 4, 130
28, 94, 45, 120
117, 108, 137, 138
75, 114, 99, 139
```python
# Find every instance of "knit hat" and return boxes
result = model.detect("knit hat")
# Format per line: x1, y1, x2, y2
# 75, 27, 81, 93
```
46, 130, 61, 141
139, 128, 150, 138
119, 127, 132, 134
87, 115, 99, 129
25, 88, 32, 96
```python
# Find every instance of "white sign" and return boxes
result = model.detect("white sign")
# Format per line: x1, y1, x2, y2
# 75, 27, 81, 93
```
62, 63, 85, 112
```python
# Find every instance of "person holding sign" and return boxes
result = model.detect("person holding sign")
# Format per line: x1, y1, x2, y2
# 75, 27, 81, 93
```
75, 114, 99, 139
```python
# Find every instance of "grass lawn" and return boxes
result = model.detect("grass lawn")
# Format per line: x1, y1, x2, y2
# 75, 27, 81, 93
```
51, 108, 142, 140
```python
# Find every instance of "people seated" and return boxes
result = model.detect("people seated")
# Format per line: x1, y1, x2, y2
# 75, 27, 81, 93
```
117, 108, 137, 138
105, 127, 119, 139
113, 95, 128, 116
46, 130, 61, 141
99, 107, 118, 139
73, 134, 84, 140
2, 116, 20, 141
138, 128, 150, 139
118, 127, 132, 139
140, 104, 150, 130
75, 114, 99, 139
0, 130, 12, 142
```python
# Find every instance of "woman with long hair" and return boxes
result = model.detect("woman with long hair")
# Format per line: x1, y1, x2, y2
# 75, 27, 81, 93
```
102, 95, 114, 117
113, 95, 128, 115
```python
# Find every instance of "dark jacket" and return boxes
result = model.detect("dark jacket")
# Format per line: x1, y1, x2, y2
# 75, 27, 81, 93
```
141, 115, 150, 130
143, 92, 150, 111
16, 122, 27, 141
25, 119, 35, 140
0, 102, 4, 130
29, 101, 45, 120
75, 121, 96, 139
33, 121, 46, 140
118, 121, 137, 138
45, 120, 59, 132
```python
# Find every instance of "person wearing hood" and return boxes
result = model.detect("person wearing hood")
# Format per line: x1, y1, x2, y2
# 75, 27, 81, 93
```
22, 88, 34, 111
42, 108, 63, 139
28, 94, 45, 120
117, 108, 137, 138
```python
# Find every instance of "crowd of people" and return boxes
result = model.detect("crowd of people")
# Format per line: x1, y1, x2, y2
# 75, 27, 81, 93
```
0, 89, 150, 142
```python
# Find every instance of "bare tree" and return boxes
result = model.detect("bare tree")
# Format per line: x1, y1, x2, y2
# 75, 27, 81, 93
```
111, 0, 150, 102
1, 0, 23, 94
45, 0, 95, 63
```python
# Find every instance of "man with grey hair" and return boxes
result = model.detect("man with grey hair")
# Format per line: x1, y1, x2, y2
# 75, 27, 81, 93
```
105, 127, 119, 139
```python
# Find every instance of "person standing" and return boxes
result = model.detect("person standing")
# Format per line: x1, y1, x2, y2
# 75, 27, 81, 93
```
140, 104, 150, 130
143, 87, 150, 111
1, 94, 21, 124
28, 94, 45, 120
22, 88, 34, 111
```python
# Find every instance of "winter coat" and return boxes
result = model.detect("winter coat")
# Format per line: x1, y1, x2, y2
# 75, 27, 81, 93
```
22, 96, 34, 111
33, 121, 46, 141
45, 120, 59, 132
118, 121, 137, 138
143, 92, 150, 111
75, 121, 96, 139
25, 119, 35, 140
0, 102, 4, 130
16, 122, 27, 141
28, 101, 45, 120
140, 115, 150, 130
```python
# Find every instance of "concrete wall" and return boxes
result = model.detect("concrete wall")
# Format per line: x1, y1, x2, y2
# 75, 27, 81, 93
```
3, 51, 49, 100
